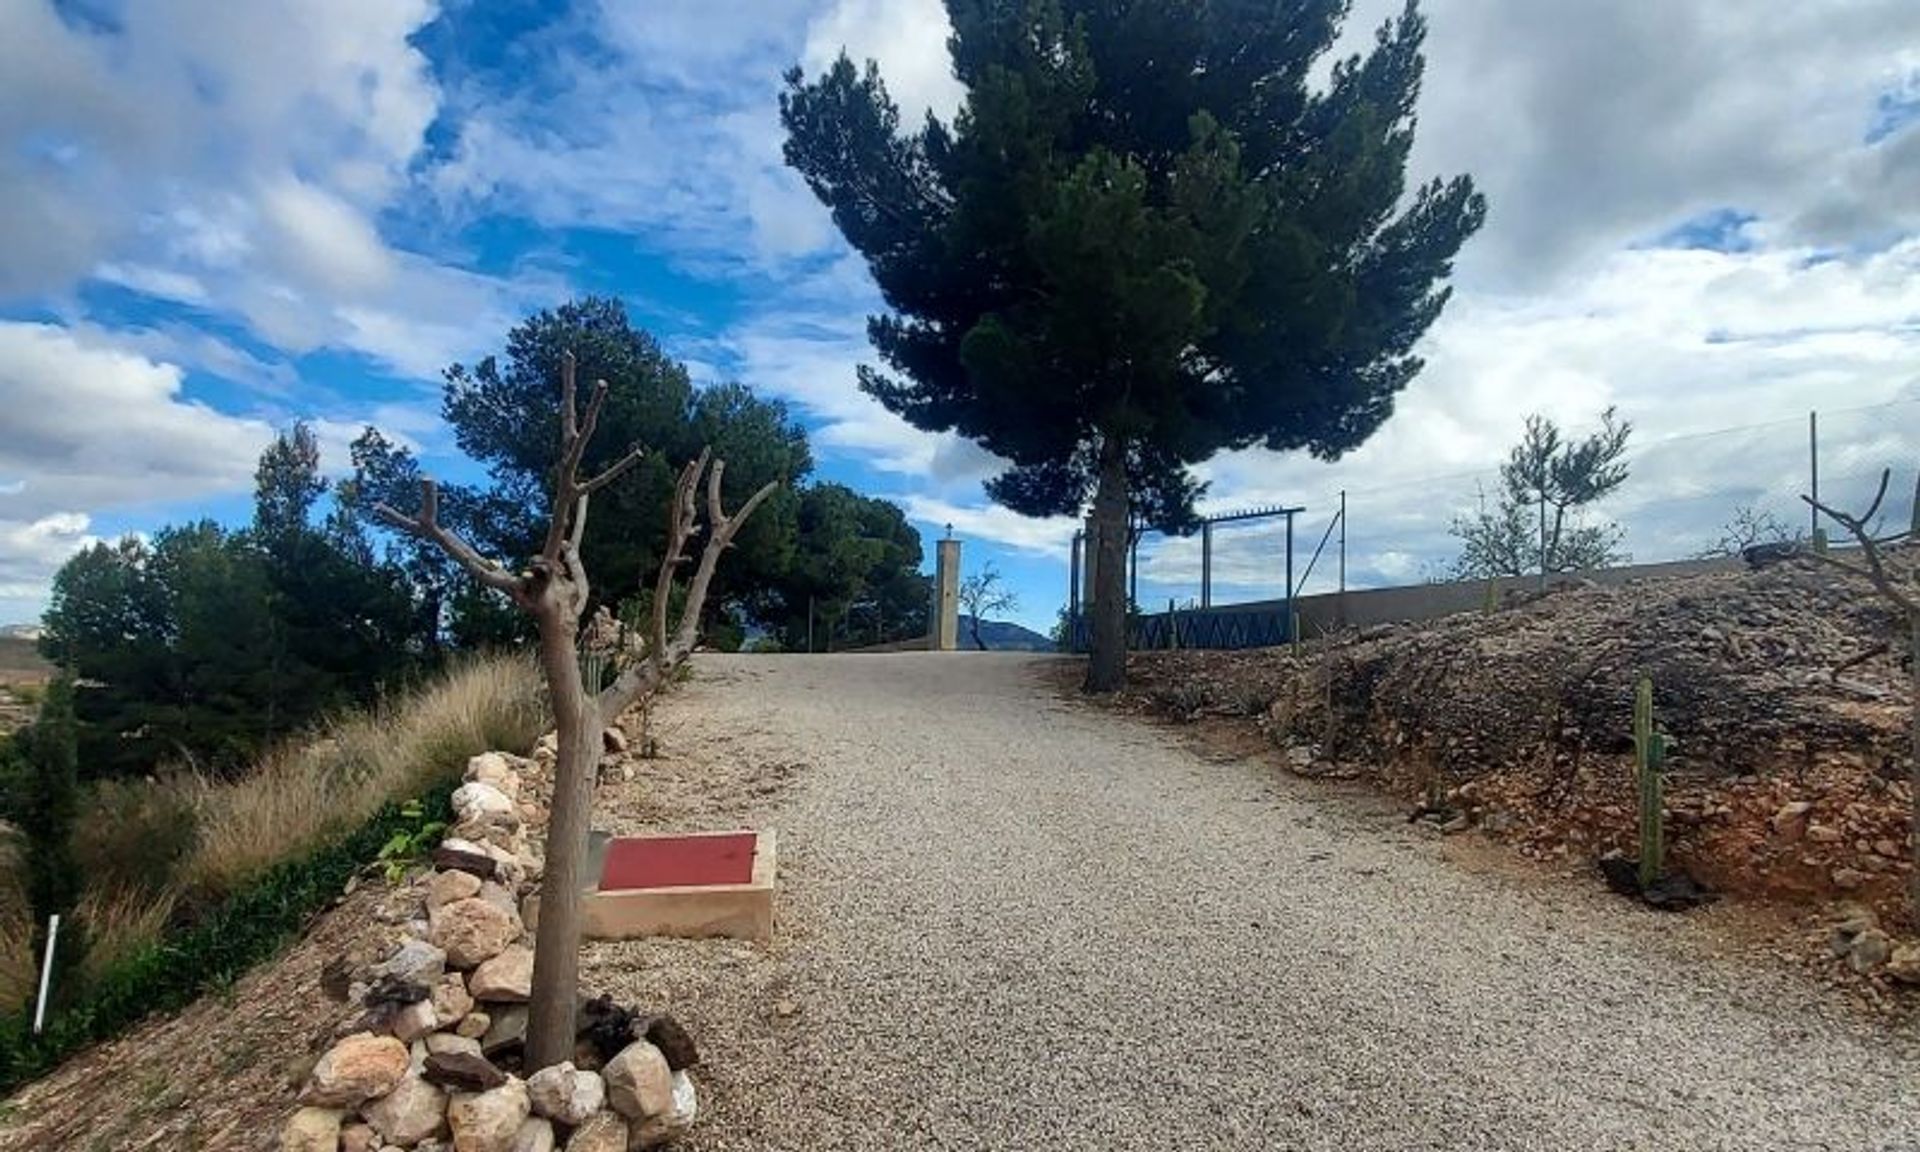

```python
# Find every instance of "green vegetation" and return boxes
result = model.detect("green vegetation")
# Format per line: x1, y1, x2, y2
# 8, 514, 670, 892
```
0, 787, 459, 1094
376, 800, 448, 885
782, 0, 1485, 690
0, 654, 543, 1090
0, 676, 79, 981
40, 426, 427, 779
772, 483, 930, 651
1449, 409, 1633, 580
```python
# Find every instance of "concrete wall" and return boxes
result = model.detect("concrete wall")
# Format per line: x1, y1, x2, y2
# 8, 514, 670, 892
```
841, 634, 934, 654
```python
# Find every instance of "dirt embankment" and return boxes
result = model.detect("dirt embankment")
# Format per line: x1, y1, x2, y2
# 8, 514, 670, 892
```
1119, 552, 1915, 926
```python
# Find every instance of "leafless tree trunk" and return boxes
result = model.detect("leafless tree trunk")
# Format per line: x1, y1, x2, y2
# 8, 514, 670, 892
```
1803, 469, 1918, 916
376, 352, 775, 1070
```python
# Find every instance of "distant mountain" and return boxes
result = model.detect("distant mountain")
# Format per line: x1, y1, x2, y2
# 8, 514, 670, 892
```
957, 616, 1056, 652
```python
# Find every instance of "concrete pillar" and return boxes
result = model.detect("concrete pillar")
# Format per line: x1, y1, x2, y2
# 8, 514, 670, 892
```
933, 538, 962, 651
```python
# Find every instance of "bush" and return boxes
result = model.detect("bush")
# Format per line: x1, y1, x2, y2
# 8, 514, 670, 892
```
71, 779, 198, 901
0, 839, 32, 1013
70, 883, 179, 991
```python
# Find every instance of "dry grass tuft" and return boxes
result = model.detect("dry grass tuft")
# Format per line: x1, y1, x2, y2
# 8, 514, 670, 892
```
70, 883, 179, 988
180, 651, 545, 899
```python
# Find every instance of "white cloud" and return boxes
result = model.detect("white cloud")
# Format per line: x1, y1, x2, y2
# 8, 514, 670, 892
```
430, 0, 958, 272
1340, 0, 1920, 285
258, 177, 397, 298
0, 0, 536, 379
0, 321, 274, 519
0, 513, 99, 621
92, 263, 209, 305
0, 322, 441, 623
0, 322, 277, 624
894, 495, 1078, 557
801, 0, 964, 125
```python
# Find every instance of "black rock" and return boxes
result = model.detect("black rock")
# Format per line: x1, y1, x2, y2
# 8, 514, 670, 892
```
363, 974, 431, 1008
424, 1051, 508, 1092
432, 844, 499, 880
1597, 855, 1717, 911
642, 1015, 700, 1071
319, 956, 353, 1003
576, 994, 641, 1065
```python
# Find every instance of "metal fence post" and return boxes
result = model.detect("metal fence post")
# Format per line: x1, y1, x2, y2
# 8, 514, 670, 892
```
1201, 520, 1213, 609
1809, 410, 1820, 541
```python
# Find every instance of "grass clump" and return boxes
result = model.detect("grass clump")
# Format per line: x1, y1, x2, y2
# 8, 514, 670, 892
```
0, 651, 546, 1091
180, 652, 545, 900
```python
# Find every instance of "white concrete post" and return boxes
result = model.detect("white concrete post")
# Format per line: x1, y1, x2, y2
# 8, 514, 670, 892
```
33, 914, 59, 1034
933, 538, 962, 651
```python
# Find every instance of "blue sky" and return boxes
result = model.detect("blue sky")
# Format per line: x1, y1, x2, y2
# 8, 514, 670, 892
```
3, 0, 1919, 631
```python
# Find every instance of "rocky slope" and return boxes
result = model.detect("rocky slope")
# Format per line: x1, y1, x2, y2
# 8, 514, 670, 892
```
0, 702, 801, 1151
1120, 550, 1915, 933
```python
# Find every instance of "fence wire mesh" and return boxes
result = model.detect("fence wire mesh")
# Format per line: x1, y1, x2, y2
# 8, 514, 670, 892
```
1125, 398, 1920, 610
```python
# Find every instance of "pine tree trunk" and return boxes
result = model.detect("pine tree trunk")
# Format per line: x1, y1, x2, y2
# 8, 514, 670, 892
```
526, 588, 600, 1071
1084, 439, 1130, 694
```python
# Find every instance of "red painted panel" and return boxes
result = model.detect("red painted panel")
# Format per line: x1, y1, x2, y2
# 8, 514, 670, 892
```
599, 832, 757, 891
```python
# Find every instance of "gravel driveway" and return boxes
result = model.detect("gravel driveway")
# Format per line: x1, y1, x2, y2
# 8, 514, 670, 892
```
670, 652, 1919, 1151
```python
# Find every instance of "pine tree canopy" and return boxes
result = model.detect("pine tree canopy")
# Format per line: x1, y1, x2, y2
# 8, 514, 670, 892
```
782, 0, 1487, 530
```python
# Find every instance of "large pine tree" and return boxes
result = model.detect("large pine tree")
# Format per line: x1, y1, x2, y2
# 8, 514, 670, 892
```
782, 0, 1485, 690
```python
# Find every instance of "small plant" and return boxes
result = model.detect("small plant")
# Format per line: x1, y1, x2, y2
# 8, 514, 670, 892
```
1150, 681, 1212, 722
375, 799, 446, 885
1633, 676, 1667, 888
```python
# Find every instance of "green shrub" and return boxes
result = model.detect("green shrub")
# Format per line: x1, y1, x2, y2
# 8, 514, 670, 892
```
71, 779, 198, 900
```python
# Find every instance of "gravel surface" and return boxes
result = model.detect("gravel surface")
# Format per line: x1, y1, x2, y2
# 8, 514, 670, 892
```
641, 652, 1920, 1151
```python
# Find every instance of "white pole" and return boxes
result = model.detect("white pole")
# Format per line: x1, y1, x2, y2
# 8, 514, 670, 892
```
33, 914, 59, 1034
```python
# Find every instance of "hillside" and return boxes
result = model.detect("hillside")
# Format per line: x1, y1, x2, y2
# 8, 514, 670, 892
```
1114, 550, 1915, 927
0, 636, 50, 737
957, 616, 1055, 652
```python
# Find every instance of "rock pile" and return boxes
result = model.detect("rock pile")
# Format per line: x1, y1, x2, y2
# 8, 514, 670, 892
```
285, 744, 701, 1152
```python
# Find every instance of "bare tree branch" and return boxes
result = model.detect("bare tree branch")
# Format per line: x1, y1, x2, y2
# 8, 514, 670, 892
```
1832, 641, 1891, 680
1803, 470, 1917, 614
562, 493, 591, 618
541, 352, 618, 563
578, 445, 646, 495
600, 450, 776, 720
374, 478, 522, 596
668, 474, 777, 658
651, 452, 706, 662
568, 492, 590, 555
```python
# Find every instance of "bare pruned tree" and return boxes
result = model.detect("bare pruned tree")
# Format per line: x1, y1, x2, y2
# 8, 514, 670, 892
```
1694, 505, 1801, 561
376, 351, 776, 1070
1803, 468, 1917, 914
958, 563, 1018, 651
